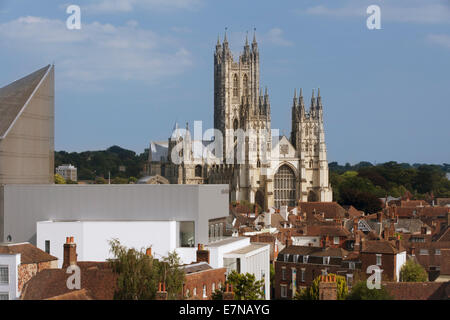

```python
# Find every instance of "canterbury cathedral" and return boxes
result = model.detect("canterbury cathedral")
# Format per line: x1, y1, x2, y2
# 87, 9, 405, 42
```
146, 32, 333, 210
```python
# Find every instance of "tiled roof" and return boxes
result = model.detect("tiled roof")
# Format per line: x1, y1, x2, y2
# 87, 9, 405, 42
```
0, 242, 57, 264
437, 227, 450, 242
298, 202, 346, 220
421, 207, 449, 217
361, 240, 402, 254
21, 262, 117, 300
384, 282, 450, 300
400, 200, 427, 208
0, 65, 51, 138
278, 245, 348, 258
305, 225, 351, 237
182, 262, 213, 274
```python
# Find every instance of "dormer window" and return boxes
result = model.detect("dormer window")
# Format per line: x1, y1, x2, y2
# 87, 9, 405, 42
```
349, 262, 355, 270
293, 254, 299, 263
303, 255, 309, 264
323, 256, 330, 265
284, 254, 290, 262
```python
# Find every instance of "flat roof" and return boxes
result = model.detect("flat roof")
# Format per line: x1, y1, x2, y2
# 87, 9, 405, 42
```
225, 243, 269, 255
207, 237, 248, 247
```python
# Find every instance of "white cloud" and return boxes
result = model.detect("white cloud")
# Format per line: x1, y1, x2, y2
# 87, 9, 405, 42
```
265, 28, 293, 47
85, 0, 203, 14
303, 0, 450, 24
427, 34, 450, 49
0, 16, 193, 89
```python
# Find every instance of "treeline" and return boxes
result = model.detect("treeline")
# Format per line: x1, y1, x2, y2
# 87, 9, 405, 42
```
55, 145, 148, 181
330, 161, 450, 213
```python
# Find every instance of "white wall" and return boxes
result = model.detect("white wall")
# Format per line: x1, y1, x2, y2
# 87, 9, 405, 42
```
396, 251, 407, 282
0, 253, 20, 300
291, 236, 320, 247
37, 221, 183, 268
206, 237, 251, 269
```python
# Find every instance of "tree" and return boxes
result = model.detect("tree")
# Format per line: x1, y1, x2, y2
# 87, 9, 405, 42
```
95, 177, 107, 184
346, 281, 393, 300
66, 179, 78, 184
54, 174, 66, 184
108, 239, 160, 300
108, 240, 185, 300
158, 250, 185, 300
112, 177, 128, 184
400, 260, 428, 282
226, 270, 265, 300
295, 274, 348, 300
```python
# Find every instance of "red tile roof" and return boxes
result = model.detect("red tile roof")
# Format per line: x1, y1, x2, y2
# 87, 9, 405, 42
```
0, 242, 57, 264
298, 202, 346, 220
21, 262, 117, 300
384, 282, 450, 300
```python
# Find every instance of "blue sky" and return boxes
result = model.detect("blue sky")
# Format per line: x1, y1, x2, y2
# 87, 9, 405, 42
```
0, 0, 449, 164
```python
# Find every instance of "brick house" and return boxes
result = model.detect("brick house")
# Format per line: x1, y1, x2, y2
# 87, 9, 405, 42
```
0, 242, 58, 300
360, 239, 406, 282
274, 245, 361, 299
182, 244, 227, 300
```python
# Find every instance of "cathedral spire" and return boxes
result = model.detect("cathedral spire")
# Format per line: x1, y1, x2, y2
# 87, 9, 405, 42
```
317, 87, 322, 109
251, 28, 258, 54
299, 88, 305, 116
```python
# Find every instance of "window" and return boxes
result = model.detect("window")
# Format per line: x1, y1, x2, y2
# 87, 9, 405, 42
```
323, 256, 330, 265
435, 249, 441, 255
346, 274, 354, 288
179, 221, 195, 247
283, 254, 290, 262
303, 255, 309, 264
333, 237, 340, 245
243, 74, 249, 96
45, 240, 50, 254
282, 267, 287, 280
233, 74, 239, 97
376, 254, 382, 266
274, 165, 296, 208
193, 287, 197, 296
280, 285, 287, 298
203, 285, 207, 298
300, 269, 305, 282
293, 254, 299, 263
212, 283, 216, 292
0, 293, 9, 300
349, 262, 355, 270
185, 289, 190, 297
0, 266, 8, 285
420, 249, 429, 255
195, 165, 202, 177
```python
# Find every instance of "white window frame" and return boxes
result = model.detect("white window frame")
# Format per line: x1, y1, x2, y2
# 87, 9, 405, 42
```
349, 262, 355, 270
376, 254, 382, 266
346, 274, 354, 287
333, 236, 340, 245
203, 285, 207, 298
280, 284, 287, 298
0, 265, 9, 285
284, 254, 290, 262
420, 249, 429, 255
323, 256, 330, 265
300, 268, 305, 282
281, 267, 287, 280
303, 255, 309, 264
435, 249, 441, 255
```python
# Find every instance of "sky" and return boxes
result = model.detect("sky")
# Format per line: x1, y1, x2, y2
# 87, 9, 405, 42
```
0, 0, 449, 164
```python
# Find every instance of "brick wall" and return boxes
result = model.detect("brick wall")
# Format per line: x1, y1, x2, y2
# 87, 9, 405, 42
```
17, 260, 57, 293
183, 268, 226, 300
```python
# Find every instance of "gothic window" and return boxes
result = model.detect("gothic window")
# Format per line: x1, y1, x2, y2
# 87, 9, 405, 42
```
309, 160, 313, 168
274, 164, 296, 208
243, 74, 249, 96
195, 165, 202, 177
233, 74, 239, 97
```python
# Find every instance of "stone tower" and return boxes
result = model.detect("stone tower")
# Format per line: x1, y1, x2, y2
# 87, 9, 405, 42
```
290, 88, 332, 202
213, 31, 272, 203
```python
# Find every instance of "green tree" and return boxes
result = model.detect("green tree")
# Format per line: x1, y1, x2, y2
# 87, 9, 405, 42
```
226, 270, 265, 300
112, 177, 128, 184
128, 176, 138, 184
295, 274, 348, 300
346, 281, 393, 300
66, 179, 78, 184
400, 260, 428, 282
158, 250, 185, 300
108, 239, 160, 300
54, 174, 66, 184
95, 177, 107, 184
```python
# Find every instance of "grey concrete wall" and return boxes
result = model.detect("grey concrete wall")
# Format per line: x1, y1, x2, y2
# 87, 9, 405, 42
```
0, 184, 229, 244
0, 66, 54, 184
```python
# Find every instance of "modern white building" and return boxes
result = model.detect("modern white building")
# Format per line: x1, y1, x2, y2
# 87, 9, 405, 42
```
55, 164, 77, 181
0, 251, 20, 300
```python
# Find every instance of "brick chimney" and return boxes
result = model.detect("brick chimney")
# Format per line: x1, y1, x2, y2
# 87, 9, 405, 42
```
196, 243, 210, 264
395, 234, 401, 251
223, 284, 235, 300
319, 275, 337, 300
62, 236, 77, 268
156, 282, 168, 300
146, 247, 152, 257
